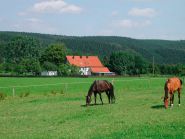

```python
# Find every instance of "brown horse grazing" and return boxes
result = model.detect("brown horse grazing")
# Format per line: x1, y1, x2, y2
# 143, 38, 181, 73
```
164, 77, 183, 109
86, 80, 115, 106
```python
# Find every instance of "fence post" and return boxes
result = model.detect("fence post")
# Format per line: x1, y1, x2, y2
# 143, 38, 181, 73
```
12, 88, 15, 97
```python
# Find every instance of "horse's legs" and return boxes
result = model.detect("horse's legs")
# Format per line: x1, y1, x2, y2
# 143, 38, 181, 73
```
94, 92, 97, 105
172, 94, 174, 106
99, 93, 103, 105
178, 89, 181, 106
106, 91, 110, 103
170, 92, 174, 107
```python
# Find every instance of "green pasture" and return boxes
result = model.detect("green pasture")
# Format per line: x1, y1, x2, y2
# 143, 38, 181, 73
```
0, 77, 185, 139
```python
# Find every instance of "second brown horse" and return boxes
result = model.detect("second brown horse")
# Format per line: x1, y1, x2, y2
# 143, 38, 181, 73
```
164, 77, 182, 108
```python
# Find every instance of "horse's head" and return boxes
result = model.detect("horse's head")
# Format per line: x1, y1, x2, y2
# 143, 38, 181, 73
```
163, 97, 168, 109
86, 96, 91, 106
163, 82, 169, 109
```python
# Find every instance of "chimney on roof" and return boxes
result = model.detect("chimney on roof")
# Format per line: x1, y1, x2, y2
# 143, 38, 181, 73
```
80, 56, 82, 58
86, 56, 88, 58
72, 56, 74, 59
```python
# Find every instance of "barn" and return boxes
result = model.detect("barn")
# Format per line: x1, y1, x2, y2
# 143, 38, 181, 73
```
66, 56, 114, 76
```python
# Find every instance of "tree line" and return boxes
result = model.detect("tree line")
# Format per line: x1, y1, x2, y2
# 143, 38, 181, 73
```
104, 52, 185, 76
0, 32, 185, 76
0, 36, 79, 76
1, 31, 185, 64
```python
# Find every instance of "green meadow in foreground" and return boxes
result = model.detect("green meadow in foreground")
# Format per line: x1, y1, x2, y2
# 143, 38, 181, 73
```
0, 77, 185, 139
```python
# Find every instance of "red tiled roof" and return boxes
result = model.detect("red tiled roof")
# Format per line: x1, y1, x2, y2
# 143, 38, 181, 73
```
66, 56, 103, 67
91, 67, 110, 73
66, 56, 110, 73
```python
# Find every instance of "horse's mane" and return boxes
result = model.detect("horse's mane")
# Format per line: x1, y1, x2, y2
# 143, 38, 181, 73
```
88, 80, 96, 94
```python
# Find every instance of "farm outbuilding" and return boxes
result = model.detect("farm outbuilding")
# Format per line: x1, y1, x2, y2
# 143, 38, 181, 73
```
41, 71, 58, 76
66, 56, 114, 76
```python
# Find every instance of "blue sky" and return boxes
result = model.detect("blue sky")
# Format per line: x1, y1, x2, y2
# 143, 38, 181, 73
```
0, 0, 184, 40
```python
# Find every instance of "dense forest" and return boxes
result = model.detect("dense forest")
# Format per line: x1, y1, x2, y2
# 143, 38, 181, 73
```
0, 31, 185, 76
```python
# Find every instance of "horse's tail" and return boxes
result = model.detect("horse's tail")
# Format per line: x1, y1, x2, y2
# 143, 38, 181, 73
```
180, 79, 183, 85
110, 84, 115, 103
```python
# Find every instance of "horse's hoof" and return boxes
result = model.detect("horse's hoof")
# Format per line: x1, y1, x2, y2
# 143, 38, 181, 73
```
179, 104, 181, 107
171, 104, 174, 107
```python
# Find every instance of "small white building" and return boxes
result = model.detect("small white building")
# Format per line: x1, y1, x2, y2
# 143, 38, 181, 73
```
41, 71, 58, 76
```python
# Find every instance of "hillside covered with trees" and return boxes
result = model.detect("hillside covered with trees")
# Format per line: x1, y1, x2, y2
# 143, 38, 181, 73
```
0, 31, 185, 76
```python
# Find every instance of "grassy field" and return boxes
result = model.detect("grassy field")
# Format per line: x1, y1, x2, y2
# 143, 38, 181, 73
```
0, 77, 185, 139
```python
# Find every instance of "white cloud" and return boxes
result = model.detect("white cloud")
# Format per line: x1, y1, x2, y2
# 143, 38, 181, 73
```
128, 8, 156, 17
114, 19, 151, 28
12, 18, 57, 34
32, 0, 82, 14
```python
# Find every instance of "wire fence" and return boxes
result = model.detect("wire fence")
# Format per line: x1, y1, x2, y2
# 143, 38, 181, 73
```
0, 77, 167, 97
